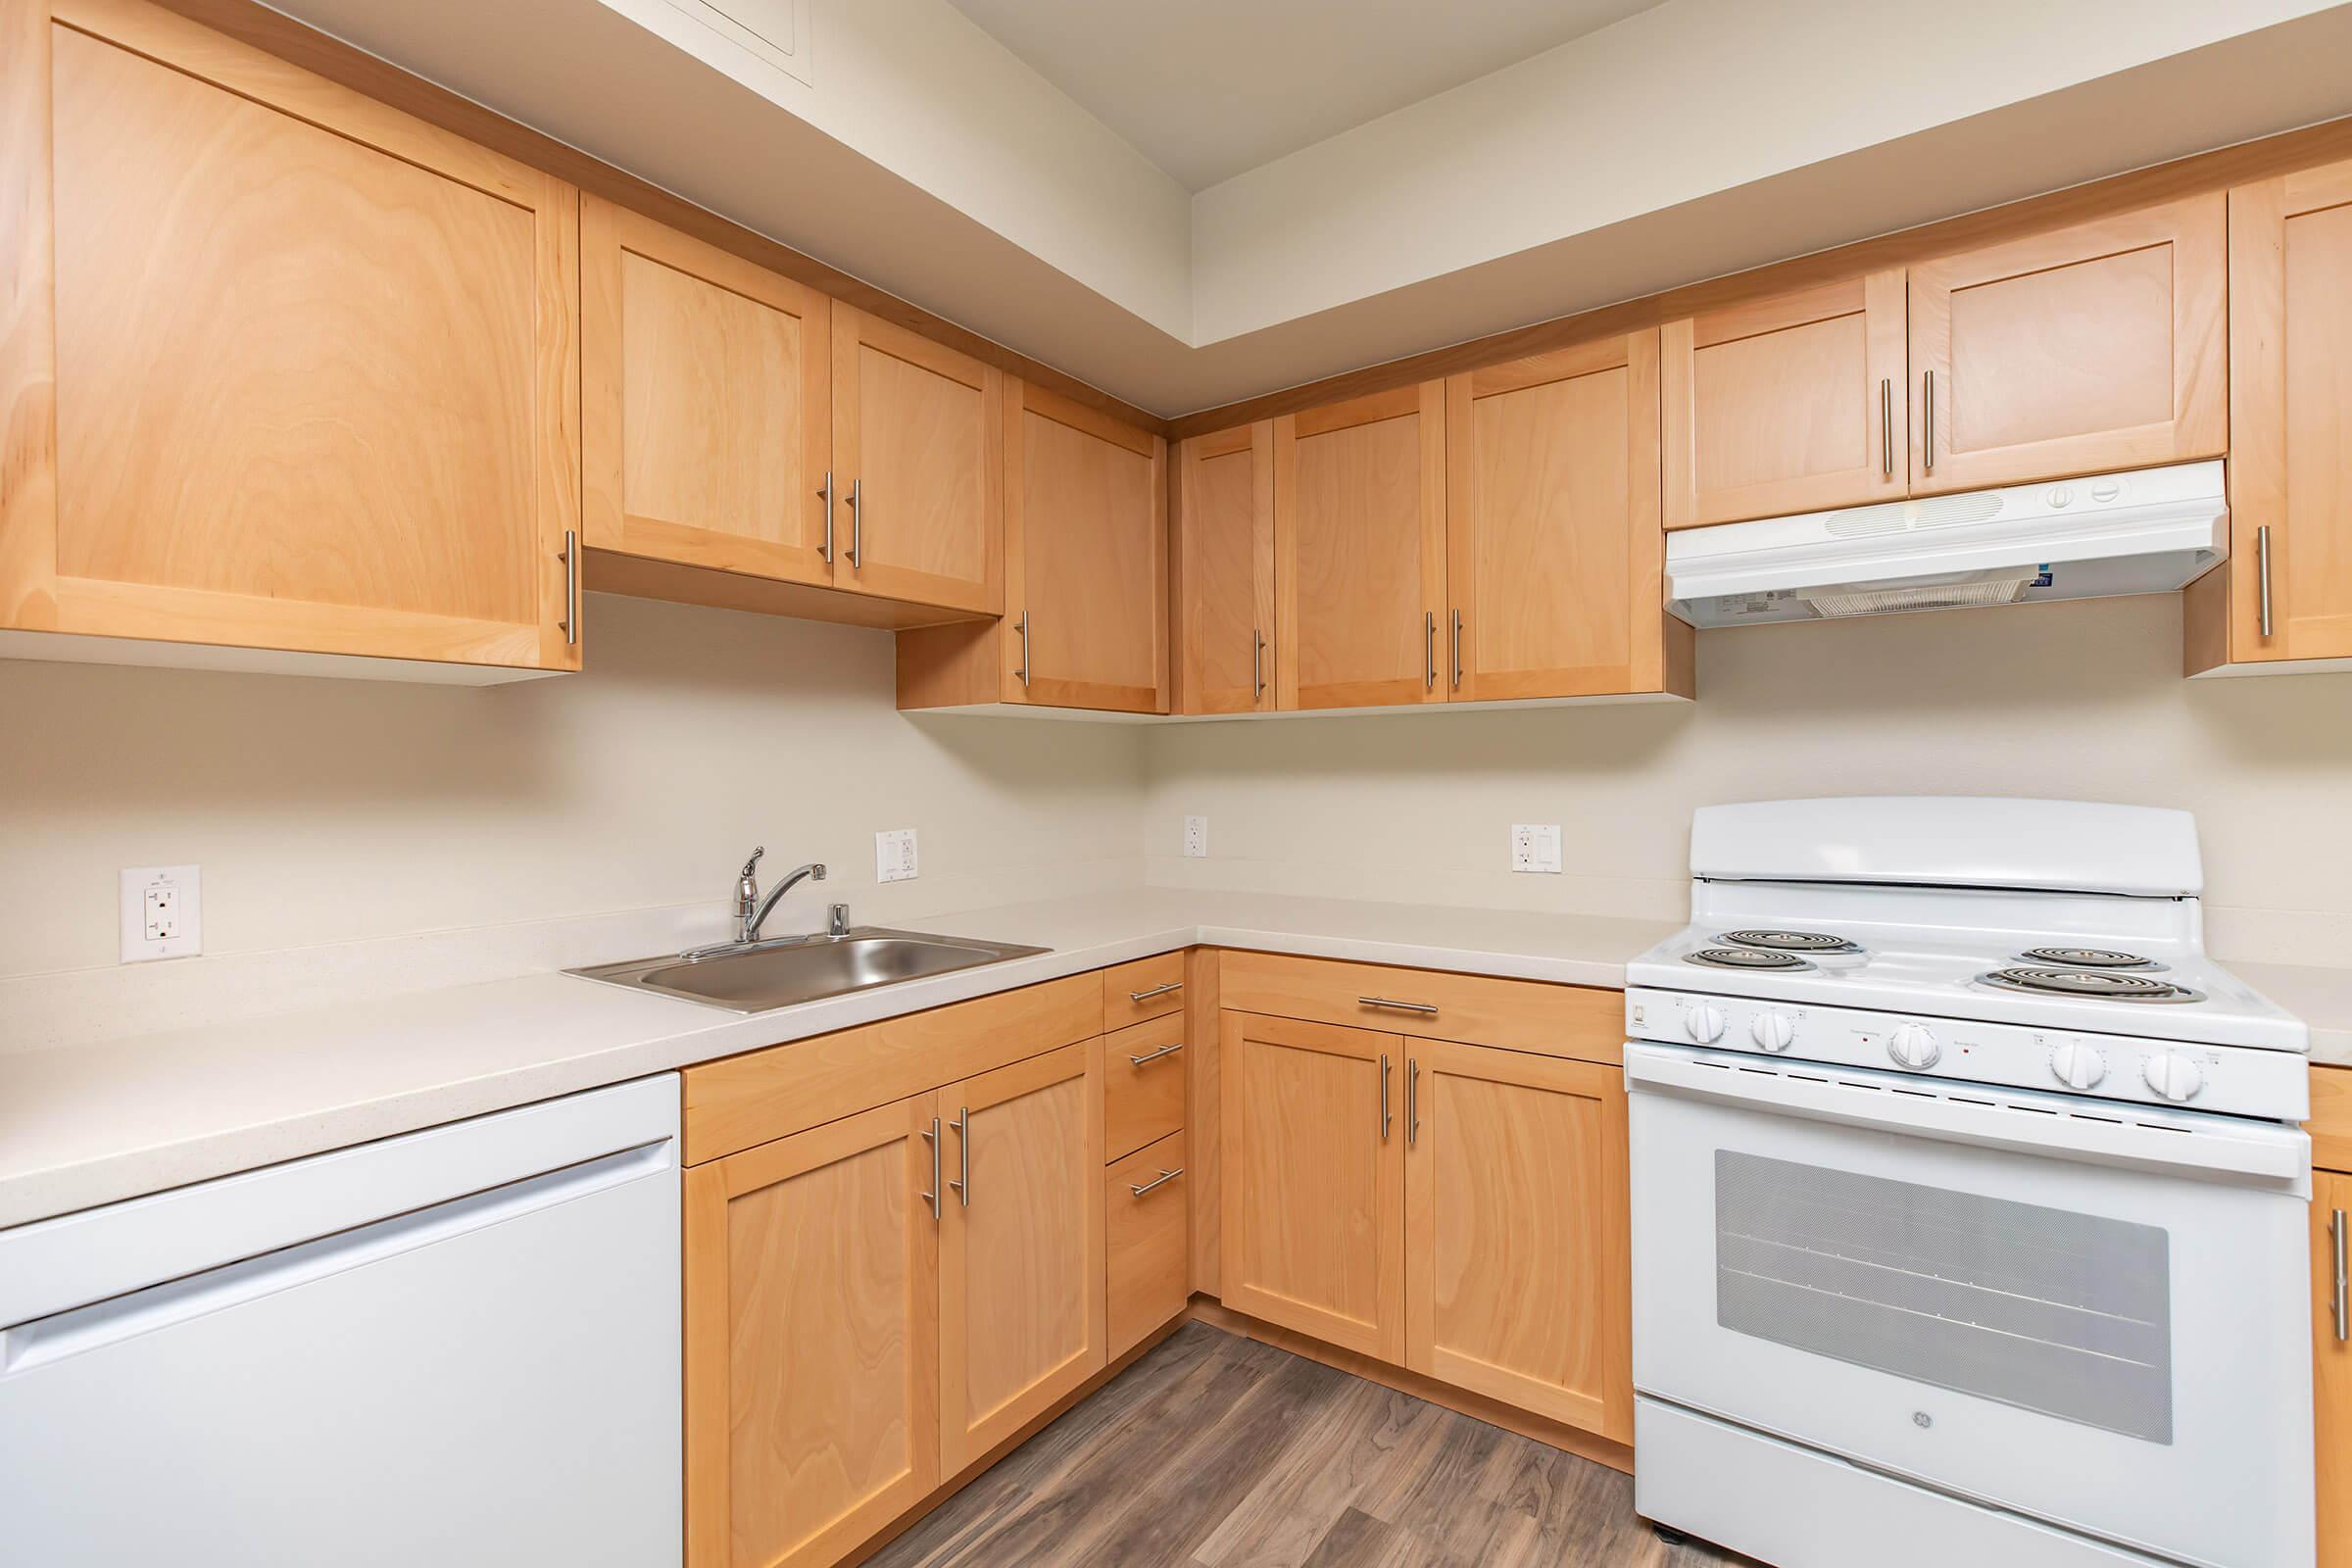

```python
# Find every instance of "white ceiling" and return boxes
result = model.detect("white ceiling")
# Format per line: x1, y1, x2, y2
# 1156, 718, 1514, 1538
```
941, 0, 1664, 190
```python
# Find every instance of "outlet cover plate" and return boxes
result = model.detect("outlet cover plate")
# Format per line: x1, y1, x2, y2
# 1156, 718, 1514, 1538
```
121, 864, 202, 961
1183, 816, 1208, 858
876, 828, 918, 883
1510, 824, 1562, 875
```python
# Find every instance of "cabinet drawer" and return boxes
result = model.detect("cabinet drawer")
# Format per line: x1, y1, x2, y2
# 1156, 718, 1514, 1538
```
1104, 1015, 1186, 1163
2314, 1065, 2352, 1175
681, 973, 1100, 1164
1102, 953, 1186, 1033
1217, 951, 1622, 1067
1106, 1130, 1189, 1358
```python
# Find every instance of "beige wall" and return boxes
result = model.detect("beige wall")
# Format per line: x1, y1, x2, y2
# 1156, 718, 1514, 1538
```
0, 594, 1147, 981
1143, 595, 2352, 965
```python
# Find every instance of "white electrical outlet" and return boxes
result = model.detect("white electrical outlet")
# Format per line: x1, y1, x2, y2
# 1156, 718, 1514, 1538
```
876, 828, 918, 883
121, 864, 202, 962
1183, 815, 1208, 858
1510, 824, 1562, 875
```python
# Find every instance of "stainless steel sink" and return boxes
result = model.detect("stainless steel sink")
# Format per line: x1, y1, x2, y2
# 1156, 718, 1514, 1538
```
566, 927, 1051, 1014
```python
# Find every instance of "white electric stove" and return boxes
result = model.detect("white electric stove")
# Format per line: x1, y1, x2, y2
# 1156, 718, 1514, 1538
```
1625, 798, 2314, 1568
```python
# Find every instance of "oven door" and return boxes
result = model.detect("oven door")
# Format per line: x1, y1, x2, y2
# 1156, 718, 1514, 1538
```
1628, 1043, 2314, 1568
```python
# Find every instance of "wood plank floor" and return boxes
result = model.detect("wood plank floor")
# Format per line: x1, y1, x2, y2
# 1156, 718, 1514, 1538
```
867, 1322, 1742, 1568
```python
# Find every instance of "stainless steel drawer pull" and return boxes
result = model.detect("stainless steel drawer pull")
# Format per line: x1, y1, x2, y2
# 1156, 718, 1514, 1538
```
921, 1115, 942, 1220
1252, 628, 1266, 700
818, 469, 835, 563
2333, 1208, 2348, 1343
1408, 1057, 1421, 1147
1880, 379, 1893, 477
950, 1105, 970, 1207
846, 477, 863, 567
1014, 612, 1032, 687
1922, 371, 1936, 474
1126, 1041, 1185, 1067
1127, 980, 1183, 1004
560, 529, 579, 646
1358, 996, 1438, 1015
1450, 610, 1463, 690
2258, 525, 2275, 640
1380, 1053, 1393, 1141
1128, 1166, 1185, 1199
1424, 611, 1437, 691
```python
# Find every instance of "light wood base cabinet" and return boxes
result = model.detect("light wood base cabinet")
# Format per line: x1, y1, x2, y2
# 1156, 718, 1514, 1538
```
4, 0, 581, 676
2319, 1169, 2351, 1568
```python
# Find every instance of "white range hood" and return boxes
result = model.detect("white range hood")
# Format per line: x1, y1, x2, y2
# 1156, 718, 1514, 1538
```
1665, 461, 2227, 627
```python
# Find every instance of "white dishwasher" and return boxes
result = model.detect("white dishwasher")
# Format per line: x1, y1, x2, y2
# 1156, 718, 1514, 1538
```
0, 1074, 682, 1567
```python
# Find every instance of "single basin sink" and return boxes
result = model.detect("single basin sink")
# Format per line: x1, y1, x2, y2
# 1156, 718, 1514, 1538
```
566, 927, 1051, 1014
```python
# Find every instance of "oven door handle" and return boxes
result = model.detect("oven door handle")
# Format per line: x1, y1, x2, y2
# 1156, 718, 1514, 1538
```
1624, 1046, 2309, 1188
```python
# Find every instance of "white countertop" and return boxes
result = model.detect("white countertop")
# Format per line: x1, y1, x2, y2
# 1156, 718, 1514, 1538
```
0, 891, 1675, 1229
2235, 960, 2352, 1071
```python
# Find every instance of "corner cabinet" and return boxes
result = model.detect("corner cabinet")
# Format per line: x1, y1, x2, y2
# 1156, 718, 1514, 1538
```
2187, 158, 2352, 676
897, 381, 1168, 715
1174, 422, 1276, 714
3, 0, 582, 678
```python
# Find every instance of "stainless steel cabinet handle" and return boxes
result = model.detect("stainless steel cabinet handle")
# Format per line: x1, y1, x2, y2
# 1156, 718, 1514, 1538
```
1358, 995, 1438, 1015
1127, 1041, 1185, 1067
1014, 612, 1032, 687
817, 470, 835, 564
1408, 1057, 1421, 1147
2333, 1208, 2348, 1343
1450, 610, 1463, 690
560, 531, 578, 649
2258, 525, 2275, 640
846, 477, 863, 567
1129, 1166, 1185, 1199
921, 1114, 942, 1220
1252, 629, 1266, 700
1922, 371, 1936, 475
1880, 379, 1893, 478
949, 1105, 969, 1207
1380, 1053, 1392, 1141
1128, 980, 1183, 1003
1424, 611, 1437, 691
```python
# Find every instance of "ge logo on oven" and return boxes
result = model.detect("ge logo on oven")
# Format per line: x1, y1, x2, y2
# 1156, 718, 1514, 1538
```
1913, 1411, 1934, 1430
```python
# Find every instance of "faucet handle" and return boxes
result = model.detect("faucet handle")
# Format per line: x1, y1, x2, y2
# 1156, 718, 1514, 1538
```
739, 846, 765, 880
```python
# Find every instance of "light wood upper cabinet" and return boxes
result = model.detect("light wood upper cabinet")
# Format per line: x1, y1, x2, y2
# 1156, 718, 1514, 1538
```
1662, 271, 1908, 528
1219, 1011, 1405, 1361
1402, 1039, 1632, 1443
834, 306, 1004, 614
4, 0, 580, 673
1175, 422, 1276, 714
1910, 194, 2226, 495
1276, 382, 1447, 710
1003, 380, 1169, 712
684, 1097, 941, 1568
2189, 160, 2352, 673
2318, 1169, 2351, 1568
584, 195, 833, 586
1446, 332, 1689, 702
937, 1040, 1106, 1474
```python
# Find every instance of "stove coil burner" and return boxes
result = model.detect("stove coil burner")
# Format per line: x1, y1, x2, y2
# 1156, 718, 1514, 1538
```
1717, 929, 1862, 956
2014, 946, 2164, 971
1687, 947, 1814, 972
1979, 966, 2204, 1004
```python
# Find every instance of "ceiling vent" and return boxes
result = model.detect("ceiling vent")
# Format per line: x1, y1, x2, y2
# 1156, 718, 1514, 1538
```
656, 0, 812, 86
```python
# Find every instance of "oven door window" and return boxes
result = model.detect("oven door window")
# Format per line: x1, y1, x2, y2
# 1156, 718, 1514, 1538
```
1715, 1150, 2172, 1444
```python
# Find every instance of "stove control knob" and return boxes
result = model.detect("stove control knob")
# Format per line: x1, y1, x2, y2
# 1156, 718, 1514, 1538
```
1686, 1004, 1727, 1044
2048, 1041, 2106, 1091
1886, 1023, 1940, 1070
2143, 1052, 2205, 1102
1750, 1011, 1796, 1053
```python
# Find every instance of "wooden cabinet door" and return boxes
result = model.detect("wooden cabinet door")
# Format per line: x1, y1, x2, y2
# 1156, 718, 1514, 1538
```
938, 1040, 1105, 1473
1218, 1011, 1405, 1362
1661, 271, 1907, 528
583, 196, 833, 586
684, 1097, 942, 1568
7, 0, 580, 671
1909, 194, 2226, 496
2210, 161, 2352, 666
2319, 1171, 2351, 1568
1402, 1039, 1632, 1442
1175, 422, 1275, 714
831, 305, 1003, 614
1004, 381, 1169, 712
1446, 331, 1680, 701
1275, 382, 1446, 710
